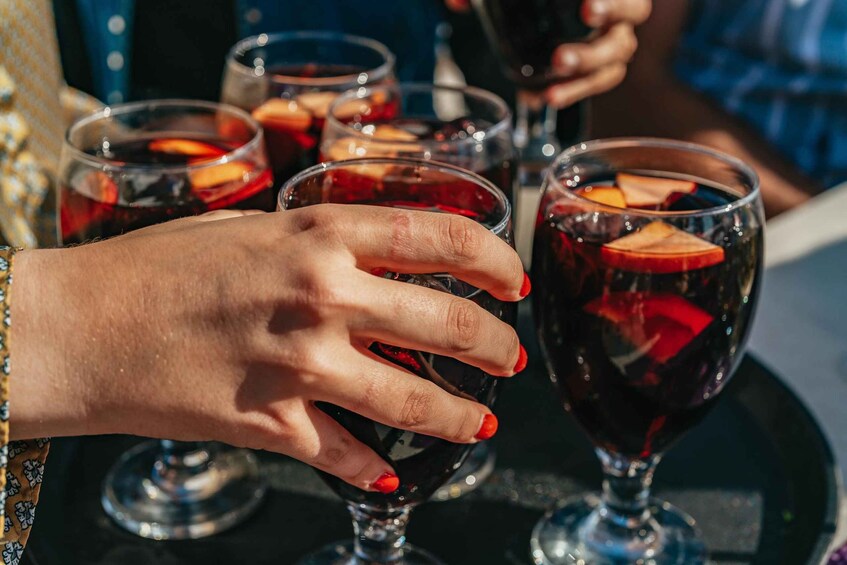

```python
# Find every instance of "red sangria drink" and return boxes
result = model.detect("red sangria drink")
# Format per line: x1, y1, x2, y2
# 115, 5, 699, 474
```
59, 100, 270, 541
530, 139, 764, 564
280, 158, 514, 565
61, 136, 273, 243
222, 32, 396, 188
322, 83, 515, 205
472, 0, 591, 185
473, 0, 589, 89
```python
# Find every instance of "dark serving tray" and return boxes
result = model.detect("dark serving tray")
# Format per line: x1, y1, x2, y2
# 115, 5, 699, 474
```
24, 305, 840, 564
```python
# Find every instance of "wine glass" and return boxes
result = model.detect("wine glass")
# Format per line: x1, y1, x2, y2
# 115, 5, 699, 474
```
322, 84, 514, 500
279, 158, 515, 564
322, 82, 515, 205
531, 138, 764, 563
59, 99, 273, 539
221, 31, 396, 188
472, 0, 591, 186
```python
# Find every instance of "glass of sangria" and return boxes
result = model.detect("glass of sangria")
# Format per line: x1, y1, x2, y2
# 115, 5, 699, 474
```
322, 82, 515, 499
60, 99, 273, 539
280, 158, 515, 565
221, 31, 395, 188
531, 138, 764, 563
322, 82, 515, 204
472, 0, 591, 185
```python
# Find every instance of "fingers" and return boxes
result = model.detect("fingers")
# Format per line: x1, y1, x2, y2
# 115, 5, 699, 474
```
320, 350, 498, 445
351, 272, 523, 377
299, 205, 526, 302
582, 0, 651, 28
545, 63, 627, 108
288, 405, 399, 493
550, 23, 637, 78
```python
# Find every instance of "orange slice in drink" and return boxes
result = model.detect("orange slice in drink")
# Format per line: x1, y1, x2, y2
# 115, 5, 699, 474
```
252, 98, 312, 132
616, 173, 696, 208
189, 161, 252, 190
295, 91, 341, 119
148, 138, 227, 159
80, 171, 119, 205
584, 292, 714, 363
601, 221, 724, 273
577, 185, 626, 208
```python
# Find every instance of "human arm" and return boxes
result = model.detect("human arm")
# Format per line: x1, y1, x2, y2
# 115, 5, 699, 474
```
9, 208, 526, 492
589, 0, 815, 217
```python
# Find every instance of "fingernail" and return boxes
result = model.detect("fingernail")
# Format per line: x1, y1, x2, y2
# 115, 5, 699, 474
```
520, 273, 532, 298
585, 0, 609, 26
371, 473, 400, 493
514, 344, 528, 373
371, 267, 388, 277
475, 413, 499, 440
556, 49, 580, 74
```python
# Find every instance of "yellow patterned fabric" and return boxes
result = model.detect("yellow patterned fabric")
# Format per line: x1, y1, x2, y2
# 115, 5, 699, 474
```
0, 0, 66, 561
0, 248, 47, 564
0, 0, 65, 249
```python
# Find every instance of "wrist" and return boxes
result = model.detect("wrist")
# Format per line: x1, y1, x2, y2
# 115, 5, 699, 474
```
10, 248, 102, 439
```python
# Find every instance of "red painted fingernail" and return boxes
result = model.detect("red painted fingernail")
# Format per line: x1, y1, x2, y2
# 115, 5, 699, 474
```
514, 344, 528, 373
371, 267, 388, 278
475, 414, 499, 440
371, 473, 400, 494
520, 273, 532, 298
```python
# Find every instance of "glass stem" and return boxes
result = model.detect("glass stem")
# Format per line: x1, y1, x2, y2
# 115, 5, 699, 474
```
350, 504, 411, 563
151, 440, 217, 502
595, 449, 659, 530
514, 89, 560, 187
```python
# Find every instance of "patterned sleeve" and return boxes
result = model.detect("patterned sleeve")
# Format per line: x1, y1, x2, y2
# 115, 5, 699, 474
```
0, 247, 50, 564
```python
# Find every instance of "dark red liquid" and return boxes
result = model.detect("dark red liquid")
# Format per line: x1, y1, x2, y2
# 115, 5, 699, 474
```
476, 0, 591, 89
285, 168, 515, 509
323, 116, 515, 202
60, 137, 274, 244
532, 179, 762, 458
251, 64, 384, 188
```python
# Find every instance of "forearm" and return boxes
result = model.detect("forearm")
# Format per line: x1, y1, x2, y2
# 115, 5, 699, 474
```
590, 62, 816, 217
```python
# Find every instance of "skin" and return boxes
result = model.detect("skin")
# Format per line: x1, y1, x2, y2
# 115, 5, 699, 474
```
10, 207, 526, 492
590, 0, 816, 217
446, 0, 652, 106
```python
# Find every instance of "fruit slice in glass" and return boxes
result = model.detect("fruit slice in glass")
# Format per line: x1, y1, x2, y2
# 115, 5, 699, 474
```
531, 138, 764, 564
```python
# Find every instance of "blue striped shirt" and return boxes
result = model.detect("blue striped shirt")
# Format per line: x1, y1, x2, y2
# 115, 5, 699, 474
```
675, 0, 847, 188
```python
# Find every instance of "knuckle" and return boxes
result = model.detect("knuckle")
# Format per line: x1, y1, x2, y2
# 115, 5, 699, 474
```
442, 215, 482, 263
398, 383, 437, 429
320, 434, 354, 467
450, 406, 482, 442
637, 0, 652, 24
444, 299, 482, 352
388, 209, 414, 261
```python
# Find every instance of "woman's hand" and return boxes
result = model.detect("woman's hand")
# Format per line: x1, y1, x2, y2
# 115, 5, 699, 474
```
11, 207, 526, 492
447, 0, 652, 107
546, 0, 651, 107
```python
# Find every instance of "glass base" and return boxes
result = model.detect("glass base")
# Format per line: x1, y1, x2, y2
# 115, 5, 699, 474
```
431, 443, 496, 502
298, 541, 446, 565
530, 494, 707, 565
101, 440, 267, 540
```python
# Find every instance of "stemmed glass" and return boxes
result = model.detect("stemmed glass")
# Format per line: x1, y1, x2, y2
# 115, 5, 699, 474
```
59, 100, 273, 539
472, 0, 591, 186
221, 31, 396, 188
279, 158, 515, 564
321, 83, 515, 499
530, 138, 764, 563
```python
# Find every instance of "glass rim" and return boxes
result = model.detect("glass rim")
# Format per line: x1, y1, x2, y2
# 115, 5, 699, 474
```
325, 82, 513, 147
63, 98, 265, 174
279, 157, 512, 235
547, 137, 762, 218
225, 30, 396, 87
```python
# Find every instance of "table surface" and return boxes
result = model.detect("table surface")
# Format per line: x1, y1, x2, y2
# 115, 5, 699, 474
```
516, 182, 847, 554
